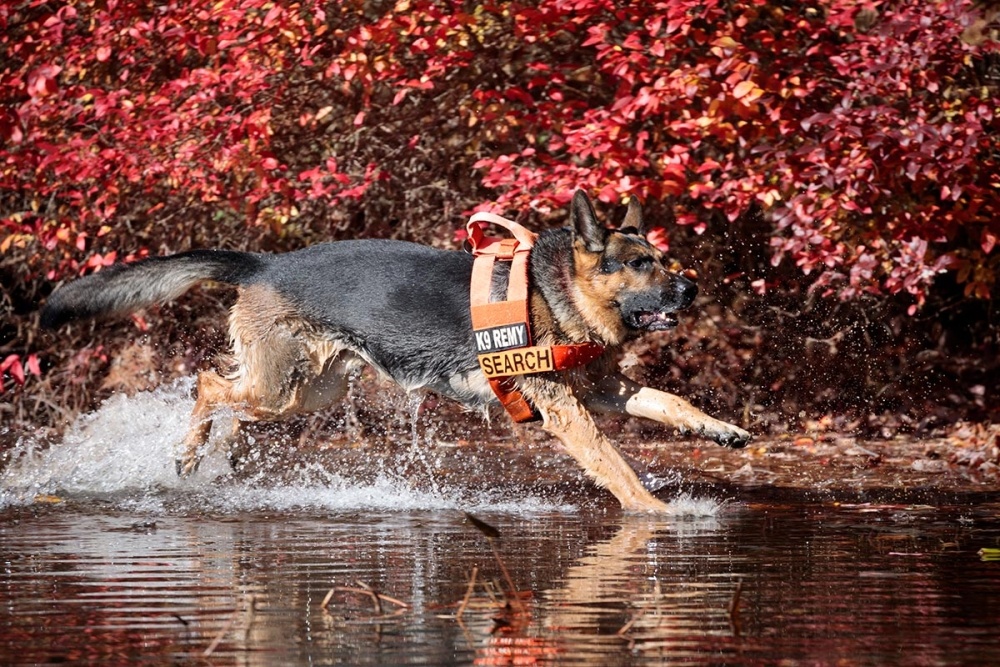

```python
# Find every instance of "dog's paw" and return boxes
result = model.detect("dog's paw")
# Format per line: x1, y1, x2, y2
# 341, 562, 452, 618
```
621, 495, 673, 513
175, 456, 200, 477
708, 422, 751, 449
227, 449, 244, 472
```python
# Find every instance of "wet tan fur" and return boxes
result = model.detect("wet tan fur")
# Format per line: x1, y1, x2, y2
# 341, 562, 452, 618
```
179, 285, 362, 475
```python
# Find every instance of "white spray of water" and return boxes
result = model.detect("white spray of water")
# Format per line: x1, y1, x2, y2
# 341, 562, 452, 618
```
1, 379, 200, 506
668, 492, 727, 517
0, 380, 574, 514
404, 392, 443, 497
661, 492, 729, 535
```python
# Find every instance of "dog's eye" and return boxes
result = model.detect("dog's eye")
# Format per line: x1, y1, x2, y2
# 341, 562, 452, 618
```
625, 256, 653, 271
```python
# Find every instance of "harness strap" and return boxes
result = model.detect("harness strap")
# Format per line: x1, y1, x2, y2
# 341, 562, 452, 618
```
467, 211, 605, 423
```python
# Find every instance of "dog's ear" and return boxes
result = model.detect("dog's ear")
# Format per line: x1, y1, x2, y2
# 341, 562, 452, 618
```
571, 190, 607, 252
621, 195, 646, 236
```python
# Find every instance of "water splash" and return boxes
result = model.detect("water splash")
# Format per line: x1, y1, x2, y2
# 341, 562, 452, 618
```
403, 392, 443, 497
0, 379, 201, 506
668, 492, 727, 517
0, 380, 572, 514
663, 492, 729, 535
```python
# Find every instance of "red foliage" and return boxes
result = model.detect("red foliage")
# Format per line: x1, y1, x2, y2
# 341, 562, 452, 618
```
1, 0, 999, 397
455, 1, 1000, 309
1, 0, 359, 279
3, 2, 997, 307
3, 1, 998, 303
0, 353, 40, 393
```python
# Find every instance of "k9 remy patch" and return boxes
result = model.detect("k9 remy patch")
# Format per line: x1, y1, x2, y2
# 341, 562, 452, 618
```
474, 322, 529, 353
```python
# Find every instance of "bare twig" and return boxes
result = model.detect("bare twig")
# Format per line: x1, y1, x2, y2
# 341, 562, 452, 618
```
619, 577, 664, 641
728, 578, 743, 618
617, 607, 648, 637
491, 542, 523, 612
455, 566, 478, 621
320, 587, 336, 611
202, 594, 257, 656
464, 513, 525, 614
242, 594, 257, 642
371, 593, 409, 609
483, 580, 500, 605
728, 577, 744, 638
352, 581, 408, 609
323, 583, 411, 616
350, 582, 382, 616
204, 607, 239, 657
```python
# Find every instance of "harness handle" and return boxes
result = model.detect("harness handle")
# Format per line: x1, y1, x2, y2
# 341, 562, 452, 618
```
466, 212, 538, 257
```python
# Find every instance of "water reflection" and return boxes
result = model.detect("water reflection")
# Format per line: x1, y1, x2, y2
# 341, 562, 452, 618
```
3, 500, 998, 666
538, 516, 738, 665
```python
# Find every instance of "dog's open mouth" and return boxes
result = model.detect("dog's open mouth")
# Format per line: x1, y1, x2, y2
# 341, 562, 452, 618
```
633, 310, 679, 331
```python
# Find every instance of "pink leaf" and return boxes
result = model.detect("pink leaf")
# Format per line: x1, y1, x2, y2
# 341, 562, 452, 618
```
646, 227, 669, 252
1, 355, 25, 385
733, 80, 757, 99
983, 230, 997, 255
26, 354, 41, 377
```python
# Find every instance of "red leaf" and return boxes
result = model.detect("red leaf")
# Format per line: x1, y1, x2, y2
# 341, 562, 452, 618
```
1, 355, 25, 385
26, 354, 41, 377
983, 230, 997, 255
264, 5, 283, 26
646, 227, 669, 252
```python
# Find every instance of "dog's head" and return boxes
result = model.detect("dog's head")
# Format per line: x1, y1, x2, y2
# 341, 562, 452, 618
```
568, 190, 697, 344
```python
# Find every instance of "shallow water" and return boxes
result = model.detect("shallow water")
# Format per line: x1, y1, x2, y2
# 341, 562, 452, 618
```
2, 385, 1000, 665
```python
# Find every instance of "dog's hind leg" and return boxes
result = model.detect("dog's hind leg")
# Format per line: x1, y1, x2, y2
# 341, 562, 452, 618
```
178, 369, 235, 476
179, 349, 358, 477
521, 376, 670, 513
178, 284, 360, 476
582, 373, 751, 448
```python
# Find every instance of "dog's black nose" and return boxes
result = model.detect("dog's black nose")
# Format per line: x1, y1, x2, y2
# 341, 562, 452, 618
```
673, 274, 698, 308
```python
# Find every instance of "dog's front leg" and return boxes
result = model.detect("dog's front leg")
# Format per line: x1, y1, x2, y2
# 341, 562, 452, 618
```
583, 373, 751, 448
520, 376, 670, 513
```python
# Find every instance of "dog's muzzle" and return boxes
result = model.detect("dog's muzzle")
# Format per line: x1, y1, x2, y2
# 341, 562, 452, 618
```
624, 274, 698, 331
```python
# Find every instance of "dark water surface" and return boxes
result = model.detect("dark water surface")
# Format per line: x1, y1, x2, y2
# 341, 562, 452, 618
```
2, 384, 999, 665
3, 499, 999, 666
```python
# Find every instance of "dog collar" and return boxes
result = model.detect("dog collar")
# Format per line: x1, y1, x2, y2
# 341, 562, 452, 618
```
467, 212, 605, 422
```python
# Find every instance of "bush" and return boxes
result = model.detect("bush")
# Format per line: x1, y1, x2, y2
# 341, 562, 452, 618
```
2, 1, 998, 432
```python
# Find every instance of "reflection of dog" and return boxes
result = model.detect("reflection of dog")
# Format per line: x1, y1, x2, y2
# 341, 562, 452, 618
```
41, 191, 750, 511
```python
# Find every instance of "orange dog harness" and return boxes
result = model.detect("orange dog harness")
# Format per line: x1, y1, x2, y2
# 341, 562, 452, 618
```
466, 212, 605, 422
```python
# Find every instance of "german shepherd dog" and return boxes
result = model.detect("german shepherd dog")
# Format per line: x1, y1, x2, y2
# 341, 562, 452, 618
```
41, 191, 750, 512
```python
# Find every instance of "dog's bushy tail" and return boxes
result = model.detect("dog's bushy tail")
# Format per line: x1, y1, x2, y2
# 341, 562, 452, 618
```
40, 250, 265, 328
